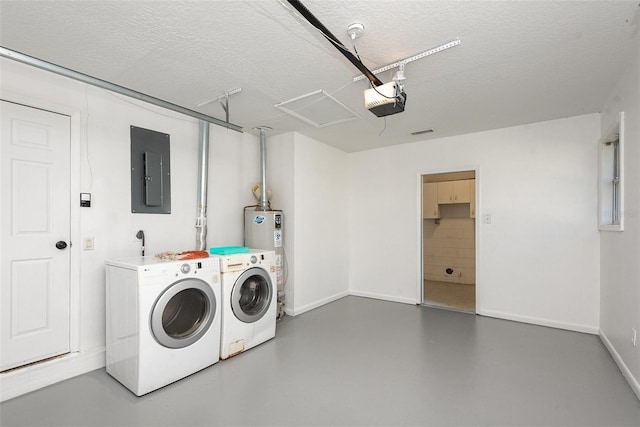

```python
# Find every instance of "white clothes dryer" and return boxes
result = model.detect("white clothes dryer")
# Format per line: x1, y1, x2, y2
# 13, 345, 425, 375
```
219, 250, 277, 359
105, 256, 221, 396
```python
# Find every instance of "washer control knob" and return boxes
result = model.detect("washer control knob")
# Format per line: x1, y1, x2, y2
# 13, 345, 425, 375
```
250, 255, 257, 264
180, 263, 191, 274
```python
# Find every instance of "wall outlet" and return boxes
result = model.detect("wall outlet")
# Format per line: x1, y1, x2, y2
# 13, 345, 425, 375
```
632, 328, 637, 347
83, 237, 94, 251
482, 213, 492, 224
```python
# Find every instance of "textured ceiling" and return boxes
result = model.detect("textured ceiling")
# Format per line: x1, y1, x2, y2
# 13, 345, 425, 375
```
1, 1, 639, 152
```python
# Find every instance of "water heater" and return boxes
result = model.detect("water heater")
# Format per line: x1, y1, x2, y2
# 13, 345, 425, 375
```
244, 210, 285, 318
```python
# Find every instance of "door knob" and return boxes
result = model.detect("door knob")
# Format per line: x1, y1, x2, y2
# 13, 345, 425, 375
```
55, 241, 68, 250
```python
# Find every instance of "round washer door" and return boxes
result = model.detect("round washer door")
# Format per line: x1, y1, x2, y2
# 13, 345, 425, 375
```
150, 278, 216, 349
231, 267, 273, 323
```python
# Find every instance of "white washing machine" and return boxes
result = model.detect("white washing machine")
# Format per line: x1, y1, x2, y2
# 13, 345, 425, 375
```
219, 249, 277, 359
105, 256, 221, 396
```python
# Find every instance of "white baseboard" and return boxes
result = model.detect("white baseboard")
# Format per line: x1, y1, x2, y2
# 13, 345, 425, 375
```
288, 290, 349, 316
478, 309, 599, 335
349, 290, 417, 305
283, 290, 417, 317
0, 348, 105, 402
599, 330, 640, 401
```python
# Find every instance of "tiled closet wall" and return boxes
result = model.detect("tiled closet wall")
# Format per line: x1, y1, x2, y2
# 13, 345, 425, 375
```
423, 204, 475, 284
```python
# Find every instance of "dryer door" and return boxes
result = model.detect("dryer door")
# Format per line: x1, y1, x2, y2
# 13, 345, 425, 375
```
150, 278, 216, 348
231, 267, 273, 323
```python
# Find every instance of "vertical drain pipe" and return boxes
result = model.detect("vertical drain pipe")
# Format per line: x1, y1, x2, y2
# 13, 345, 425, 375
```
196, 120, 210, 250
255, 126, 271, 211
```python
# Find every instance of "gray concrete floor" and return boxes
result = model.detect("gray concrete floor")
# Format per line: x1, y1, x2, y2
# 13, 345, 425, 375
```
1, 296, 639, 426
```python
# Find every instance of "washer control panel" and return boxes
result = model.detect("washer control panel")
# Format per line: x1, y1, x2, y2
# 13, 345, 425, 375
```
219, 251, 274, 273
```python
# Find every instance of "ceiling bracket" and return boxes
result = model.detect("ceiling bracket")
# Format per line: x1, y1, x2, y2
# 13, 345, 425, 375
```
353, 39, 462, 82
196, 88, 242, 125
221, 96, 229, 123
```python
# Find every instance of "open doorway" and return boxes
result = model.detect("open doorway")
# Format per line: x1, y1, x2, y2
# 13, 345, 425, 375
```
421, 170, 476, 313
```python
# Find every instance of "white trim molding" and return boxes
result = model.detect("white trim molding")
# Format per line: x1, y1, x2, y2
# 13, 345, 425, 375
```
599, 330, 640, 401
349, 290, 417, 306
0, 348, 105, 402
479, 309, 599, 335
287, 291, 350, 317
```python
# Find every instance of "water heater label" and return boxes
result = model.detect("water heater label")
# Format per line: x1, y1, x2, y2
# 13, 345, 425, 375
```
253, 215, 265, 225
274, 230, 282, 248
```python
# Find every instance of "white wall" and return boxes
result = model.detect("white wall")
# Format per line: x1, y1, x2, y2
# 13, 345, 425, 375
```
599, 33, 640, 398
265, 132, 296, 311
349, 114, 601, 333
291, 133, 350, 314
269, 133, 350, 315
0, 58, 262, 400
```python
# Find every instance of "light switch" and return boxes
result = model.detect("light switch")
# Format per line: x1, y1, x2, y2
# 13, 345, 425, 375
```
83, 237, 94, 251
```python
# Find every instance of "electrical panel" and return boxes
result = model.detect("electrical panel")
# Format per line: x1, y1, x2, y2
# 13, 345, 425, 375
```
130, 126, 171, 214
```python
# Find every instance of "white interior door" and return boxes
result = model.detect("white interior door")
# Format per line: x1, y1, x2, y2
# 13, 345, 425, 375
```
1, 100, 71, 372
